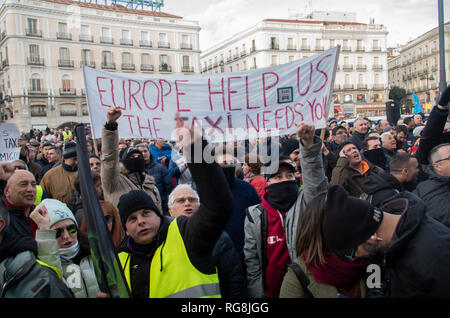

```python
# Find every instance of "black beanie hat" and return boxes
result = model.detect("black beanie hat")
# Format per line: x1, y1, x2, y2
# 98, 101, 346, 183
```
322, 185, 383, 251
63, 141, 77, 159
119, 147, 142, 161
118, 190, 161, 229
281, 138, 299, 156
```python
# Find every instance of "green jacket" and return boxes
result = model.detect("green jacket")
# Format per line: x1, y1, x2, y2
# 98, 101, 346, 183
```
279, 255, 367, 298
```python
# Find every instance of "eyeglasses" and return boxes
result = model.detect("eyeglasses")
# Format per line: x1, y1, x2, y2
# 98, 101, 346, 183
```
344, 246, 359, 260
174, 197, 198, 204
54, 224, 77, 238
434, 155, 450, 164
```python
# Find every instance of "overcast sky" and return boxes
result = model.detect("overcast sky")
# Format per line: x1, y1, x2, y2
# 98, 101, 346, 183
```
162, 0, 449, 51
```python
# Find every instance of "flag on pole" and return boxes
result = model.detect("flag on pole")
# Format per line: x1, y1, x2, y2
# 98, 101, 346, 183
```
74, 124, 131, 298
413, 92, 423, 114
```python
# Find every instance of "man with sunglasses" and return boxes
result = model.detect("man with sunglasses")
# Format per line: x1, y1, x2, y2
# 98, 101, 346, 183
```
414, 143, 450, 228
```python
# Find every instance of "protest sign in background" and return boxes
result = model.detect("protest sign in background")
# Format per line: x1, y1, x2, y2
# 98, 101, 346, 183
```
83, 47, 339, 142
0, 123, 20, 162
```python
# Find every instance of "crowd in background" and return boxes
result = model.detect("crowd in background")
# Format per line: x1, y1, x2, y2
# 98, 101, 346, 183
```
0, 86, 450, 298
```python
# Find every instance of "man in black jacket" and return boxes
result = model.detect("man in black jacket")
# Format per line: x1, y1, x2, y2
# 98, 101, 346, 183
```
323, 185, 450, 297
348, 118, 369, 150
415, 143, 450, 228
114, 108, 234, 298
363, 153, 420, 208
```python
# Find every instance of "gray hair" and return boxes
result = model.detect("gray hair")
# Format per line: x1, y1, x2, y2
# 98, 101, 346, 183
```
430, 143, 450, 164
168, 184, 200, 209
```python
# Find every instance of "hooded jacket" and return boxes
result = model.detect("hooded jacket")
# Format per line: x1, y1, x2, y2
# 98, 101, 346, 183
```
383, 194, 450, 297
101, 125, 162, 211
146, 153, 174, 214
244, 137, 328, 298
348, 131, 367, 150
363, 170, 405, 208
150, 143, 172, 165
414, 169, 450, 228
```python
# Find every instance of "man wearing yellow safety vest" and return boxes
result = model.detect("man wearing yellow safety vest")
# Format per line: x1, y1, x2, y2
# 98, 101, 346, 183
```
104, 106, 234, 298
62, 127, 73, 142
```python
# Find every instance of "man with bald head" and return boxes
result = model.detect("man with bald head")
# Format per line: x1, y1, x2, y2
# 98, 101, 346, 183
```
3, 169, 37, 237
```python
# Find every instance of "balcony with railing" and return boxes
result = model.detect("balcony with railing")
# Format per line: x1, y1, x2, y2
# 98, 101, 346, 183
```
140, 40, 152, 47
141, 64, 154, 72
315, 46, 324, 51
25, 29, 42, 37
121, 63, 136, 71
101, 62, 116, 70
356, 46, 365, 52
158, 41, 170, 48
334, 84, 341, 91
80, 61, 96, 68
287, 45, 296, 51
79, 34, 93, 42
343, 64, 354, 71
56, 32, 72, 40
58, 59, 74, 68
27, 57, 45, 66
343, 84, 354, 90
372, 46, 382, 52
250, 46, 256, 53
342, 46, 351, 52
100, 36, 114, 44
2, 59, 8, 68
1, 31, 6, 41
120, 38, 133, 46
30, 107, 47, 117
270, 44, 279, 50
28, 87, 48, 96
59, 88, 76, 96
357, 84, 368, 90
356, 64, 367, 71
181, 43, 192, 50
301, 45, 310, 51
240, 50, 247, 57
372, 64, 383, 71
182, 66, 194, 73
60, 108, 77, 116
159, 64, 172, 72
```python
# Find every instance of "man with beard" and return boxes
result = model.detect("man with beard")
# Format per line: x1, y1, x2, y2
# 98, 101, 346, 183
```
330, 141, 382, 197
244, 122, 328, 298
322, 185, 450, 297
101, 107, 162, 211
363, 154, 420, 208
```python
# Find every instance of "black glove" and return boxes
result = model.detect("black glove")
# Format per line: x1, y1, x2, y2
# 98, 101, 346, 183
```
438, 85, 450, 107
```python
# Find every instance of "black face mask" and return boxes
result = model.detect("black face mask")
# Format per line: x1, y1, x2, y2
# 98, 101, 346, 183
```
363, 148, 386, 169
221, 165, 236, 187
123, 157, 146, 174
402, 181, 417, 192
266, 180, 299, 212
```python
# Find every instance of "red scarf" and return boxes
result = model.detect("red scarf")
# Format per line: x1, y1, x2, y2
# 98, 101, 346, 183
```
303, 251, 368, 298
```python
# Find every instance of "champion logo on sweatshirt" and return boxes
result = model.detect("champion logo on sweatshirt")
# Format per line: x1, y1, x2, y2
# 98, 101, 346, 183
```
267, 235, 284, 245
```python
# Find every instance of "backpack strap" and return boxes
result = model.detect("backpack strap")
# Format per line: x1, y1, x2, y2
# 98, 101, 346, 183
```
287, 262, 314, 298
0, 257, 36, 298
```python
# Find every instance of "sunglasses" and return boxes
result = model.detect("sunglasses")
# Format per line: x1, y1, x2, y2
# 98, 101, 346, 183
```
54, 224, 77, 238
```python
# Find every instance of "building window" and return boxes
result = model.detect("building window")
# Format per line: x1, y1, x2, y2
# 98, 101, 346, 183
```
181, 34, 191, 50
270, 37, 279, 50
159, 33, 169, 48
26, 18, 40, 36
80, 24, 92, 42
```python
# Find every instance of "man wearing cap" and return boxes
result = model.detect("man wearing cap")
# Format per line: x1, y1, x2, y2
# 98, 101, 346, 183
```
322, 184, 450, 297
244, 122, 328, 298
101, 107, 162, 211
40, 142, 78, 206
116, 113, 234, 298
280, 138, 301, 173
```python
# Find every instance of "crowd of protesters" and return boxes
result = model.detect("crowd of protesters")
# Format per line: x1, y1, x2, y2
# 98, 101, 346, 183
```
0, 85, 450, 298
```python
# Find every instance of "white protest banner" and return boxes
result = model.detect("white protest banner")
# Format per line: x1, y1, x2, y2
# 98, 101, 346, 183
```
0, 122, 20, 162
83, 47, 339, 142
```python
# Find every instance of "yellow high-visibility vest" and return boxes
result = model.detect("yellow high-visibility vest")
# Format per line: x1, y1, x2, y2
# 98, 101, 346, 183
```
34, 185, 43, 206
62, 130, 72, 141
118, 220, 221, 298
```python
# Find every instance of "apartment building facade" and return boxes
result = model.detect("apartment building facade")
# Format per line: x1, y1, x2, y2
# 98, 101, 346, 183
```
200, 11, 389, 118
0, 0, 201, 131
388, 22, 450, 113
